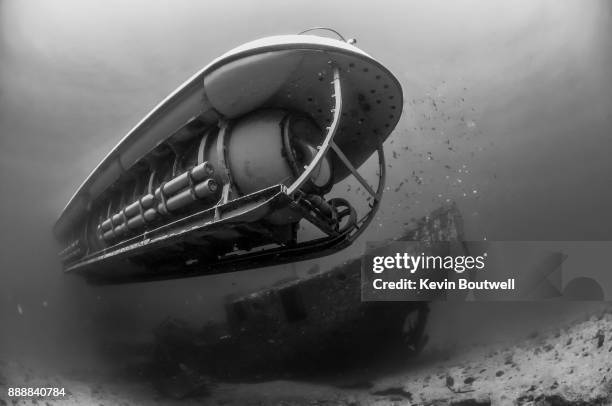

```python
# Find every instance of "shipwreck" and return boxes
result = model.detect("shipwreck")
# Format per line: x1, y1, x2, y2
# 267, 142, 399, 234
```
151, 204, 464, 397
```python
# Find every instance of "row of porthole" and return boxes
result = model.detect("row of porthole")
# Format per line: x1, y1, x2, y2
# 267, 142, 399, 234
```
314, 63, 383, 79
305, 96, 396, 115
315, 62, 397, 98
341, 112, 395, 119
307, 92, 395, 102
316, 116, 394, 131
335, 125, 406, 137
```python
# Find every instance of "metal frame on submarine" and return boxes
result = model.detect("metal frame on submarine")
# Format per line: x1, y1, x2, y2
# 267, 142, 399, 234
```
54, 29, 403, 284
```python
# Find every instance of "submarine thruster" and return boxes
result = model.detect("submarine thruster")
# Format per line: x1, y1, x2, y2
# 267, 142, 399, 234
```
53, 29, 403, 284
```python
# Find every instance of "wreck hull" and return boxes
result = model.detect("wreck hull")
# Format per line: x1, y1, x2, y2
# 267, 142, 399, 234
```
153, 204, 463, 382
156, 268, 426, 380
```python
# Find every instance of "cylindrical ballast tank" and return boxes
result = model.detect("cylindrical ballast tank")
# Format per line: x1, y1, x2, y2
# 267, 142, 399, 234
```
207, 109, 333, 195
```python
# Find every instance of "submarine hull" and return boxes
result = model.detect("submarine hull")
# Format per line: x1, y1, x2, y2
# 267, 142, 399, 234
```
54, 34, 403, 284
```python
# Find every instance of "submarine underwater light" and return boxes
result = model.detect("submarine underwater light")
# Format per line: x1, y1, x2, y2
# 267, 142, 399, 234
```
54, 29, 404, 284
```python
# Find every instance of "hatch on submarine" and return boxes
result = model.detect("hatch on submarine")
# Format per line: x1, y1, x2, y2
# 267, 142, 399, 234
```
53, 29, 404, 284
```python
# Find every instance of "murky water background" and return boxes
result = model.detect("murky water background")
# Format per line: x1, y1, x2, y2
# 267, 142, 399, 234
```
1, 0, 611, 389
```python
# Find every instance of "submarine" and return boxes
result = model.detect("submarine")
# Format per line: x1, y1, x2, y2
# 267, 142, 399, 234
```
53, 28, 404, 284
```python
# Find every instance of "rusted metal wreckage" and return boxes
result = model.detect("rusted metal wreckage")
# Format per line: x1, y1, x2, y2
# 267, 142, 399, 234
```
152, 204, 464, 396
54, 29, 405, 284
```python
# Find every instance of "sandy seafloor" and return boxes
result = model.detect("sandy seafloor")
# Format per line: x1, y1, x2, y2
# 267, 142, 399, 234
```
2, 305, 611, 406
